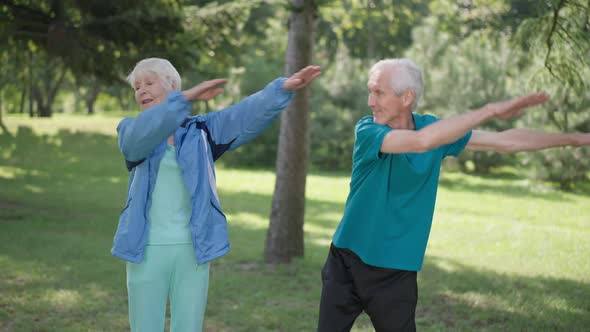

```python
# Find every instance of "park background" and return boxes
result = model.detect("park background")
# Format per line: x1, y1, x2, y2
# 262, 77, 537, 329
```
1, 0, 589, 331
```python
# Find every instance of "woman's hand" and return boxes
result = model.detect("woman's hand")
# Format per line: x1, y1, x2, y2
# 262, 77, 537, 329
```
283, 65, 322, 91
182, 79, 228, 101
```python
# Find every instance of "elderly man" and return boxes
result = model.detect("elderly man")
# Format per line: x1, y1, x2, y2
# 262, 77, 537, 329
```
317, 58, 590, 332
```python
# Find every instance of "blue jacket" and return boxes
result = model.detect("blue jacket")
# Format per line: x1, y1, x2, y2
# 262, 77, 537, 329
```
111, 77, 293, 264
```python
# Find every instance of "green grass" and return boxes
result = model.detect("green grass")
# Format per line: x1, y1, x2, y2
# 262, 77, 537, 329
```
1, 115, 589, 331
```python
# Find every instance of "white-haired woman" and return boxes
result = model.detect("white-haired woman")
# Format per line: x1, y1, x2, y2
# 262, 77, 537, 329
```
111, 58, 321, 332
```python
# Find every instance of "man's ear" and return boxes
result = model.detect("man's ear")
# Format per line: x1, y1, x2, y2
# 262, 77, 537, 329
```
403, 90, 415, 108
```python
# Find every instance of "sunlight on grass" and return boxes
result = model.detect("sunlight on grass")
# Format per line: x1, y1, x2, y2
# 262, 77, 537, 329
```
227, 212, 267, 229
2, 116, 590, 331
452, 291, 508, 310
306, 173, 350, 203
0, 166, 48, 179
0, 166, 17, 179
1, 142, 17, 157
308, 237, 333, 247
305, 221, 339, 237
542, 296, 575, 312
24, 184, 44, 193
107, 176, 122, 184
45, 289, 82, 308
217, 168, 276, 195
4, 114, 121, 136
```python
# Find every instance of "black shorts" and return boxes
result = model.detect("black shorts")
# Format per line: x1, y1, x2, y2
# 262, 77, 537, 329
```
318, 243, 418, 332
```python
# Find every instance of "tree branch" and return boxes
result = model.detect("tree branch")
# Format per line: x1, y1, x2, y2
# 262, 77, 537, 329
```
544, 0, 566, 78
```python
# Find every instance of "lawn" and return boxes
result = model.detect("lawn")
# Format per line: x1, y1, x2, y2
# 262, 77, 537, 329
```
1, 115, 589, 331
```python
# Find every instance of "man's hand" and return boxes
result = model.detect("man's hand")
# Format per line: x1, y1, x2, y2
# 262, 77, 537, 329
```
182, 79, 228, 101
573, 133, 590, 147
486, 93, 549, 120
283, 65, 322, 91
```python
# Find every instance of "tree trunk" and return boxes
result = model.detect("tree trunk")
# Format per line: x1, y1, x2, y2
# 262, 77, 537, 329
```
0, 92, 10, 136
19, 82, 27, 114
85, 85, 101, 115
28, 51, 34, 117
31, 63, 67, 118
264, 0, 316, 264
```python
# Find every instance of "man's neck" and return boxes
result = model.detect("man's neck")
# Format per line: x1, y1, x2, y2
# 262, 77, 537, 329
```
388, 112, 415, 130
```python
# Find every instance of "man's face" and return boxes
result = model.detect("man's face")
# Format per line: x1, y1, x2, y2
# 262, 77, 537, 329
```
367, 68, 405, 126
134, 73, 168, 111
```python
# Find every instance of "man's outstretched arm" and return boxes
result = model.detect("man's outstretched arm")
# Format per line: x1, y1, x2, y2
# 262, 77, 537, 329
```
465, 129, 590, 153
381, 93, 548, 154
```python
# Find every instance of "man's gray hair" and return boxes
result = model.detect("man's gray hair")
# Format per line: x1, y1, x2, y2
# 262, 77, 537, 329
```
370, 58, 424, 112
126, 58, 182, 92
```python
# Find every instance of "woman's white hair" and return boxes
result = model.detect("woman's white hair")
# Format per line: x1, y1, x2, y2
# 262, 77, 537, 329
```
126, 58, 182, 92
370, 58, 424, 112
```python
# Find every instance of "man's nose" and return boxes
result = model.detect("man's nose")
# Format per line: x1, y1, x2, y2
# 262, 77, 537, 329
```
368, 94, 375, 107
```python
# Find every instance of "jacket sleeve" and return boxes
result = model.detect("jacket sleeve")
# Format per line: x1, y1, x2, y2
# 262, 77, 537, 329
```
117, 91, 191, 163
202, 77, 294, 151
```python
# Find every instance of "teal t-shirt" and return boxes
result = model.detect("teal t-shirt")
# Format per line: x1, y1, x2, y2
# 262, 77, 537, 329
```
332, 114, 472, 271
147, 145, 193, 245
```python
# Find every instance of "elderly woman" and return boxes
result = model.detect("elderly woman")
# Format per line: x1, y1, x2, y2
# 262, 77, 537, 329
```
111, 58, 321, 332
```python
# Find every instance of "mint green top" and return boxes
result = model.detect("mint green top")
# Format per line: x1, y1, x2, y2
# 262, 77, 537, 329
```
147, 145, 193, 245
332, 115, 472, 271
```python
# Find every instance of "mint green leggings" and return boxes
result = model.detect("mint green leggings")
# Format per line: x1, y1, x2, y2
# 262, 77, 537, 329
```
126, 244, 210, 332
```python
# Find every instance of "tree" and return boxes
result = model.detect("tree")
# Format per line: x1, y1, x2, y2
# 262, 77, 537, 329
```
0, 0, 184, 82
428, 0, 590, 91
319, 0, 430, 61
265, 0, 317, 264
0, 0, 265, 116
0, 94, 8, 135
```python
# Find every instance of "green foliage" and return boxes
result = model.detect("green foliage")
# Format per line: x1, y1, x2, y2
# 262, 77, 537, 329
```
213, 8, 288, 169
319, 0, 430, 60
309, 48, 369, 171
1, 0, 588, 183
509, 32, 590, 188
514, 0, 590, 92
429, 0, 590, 91
524, 147, 590, 190
407, 23, 519, 172
1, 0, 185, 82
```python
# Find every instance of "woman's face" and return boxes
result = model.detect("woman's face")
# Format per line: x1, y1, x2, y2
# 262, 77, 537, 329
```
134, 73, 169, 111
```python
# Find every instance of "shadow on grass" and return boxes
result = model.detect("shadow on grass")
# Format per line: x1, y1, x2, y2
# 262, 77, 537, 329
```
1, 126, 589, 331
416, 256, 590, 331
0, 126, 129, 214
440, 168, 590, 199
438, 176, 573, 202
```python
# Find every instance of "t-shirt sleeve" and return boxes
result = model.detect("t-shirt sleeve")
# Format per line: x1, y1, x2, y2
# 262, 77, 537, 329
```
442, 130, 472, 157
419, 114, 472, 158
353, 116, 392, 163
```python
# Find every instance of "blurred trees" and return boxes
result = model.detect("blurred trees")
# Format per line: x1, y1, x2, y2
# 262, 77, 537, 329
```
0, 0, 588, 187
410, 0, 590, 188
0, 0, 262, 116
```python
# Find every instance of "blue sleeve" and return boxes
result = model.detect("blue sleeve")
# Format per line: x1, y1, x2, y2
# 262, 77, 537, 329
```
117, 91, 190, 163
353, 116, 392, 164
201, 77, 294, 151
